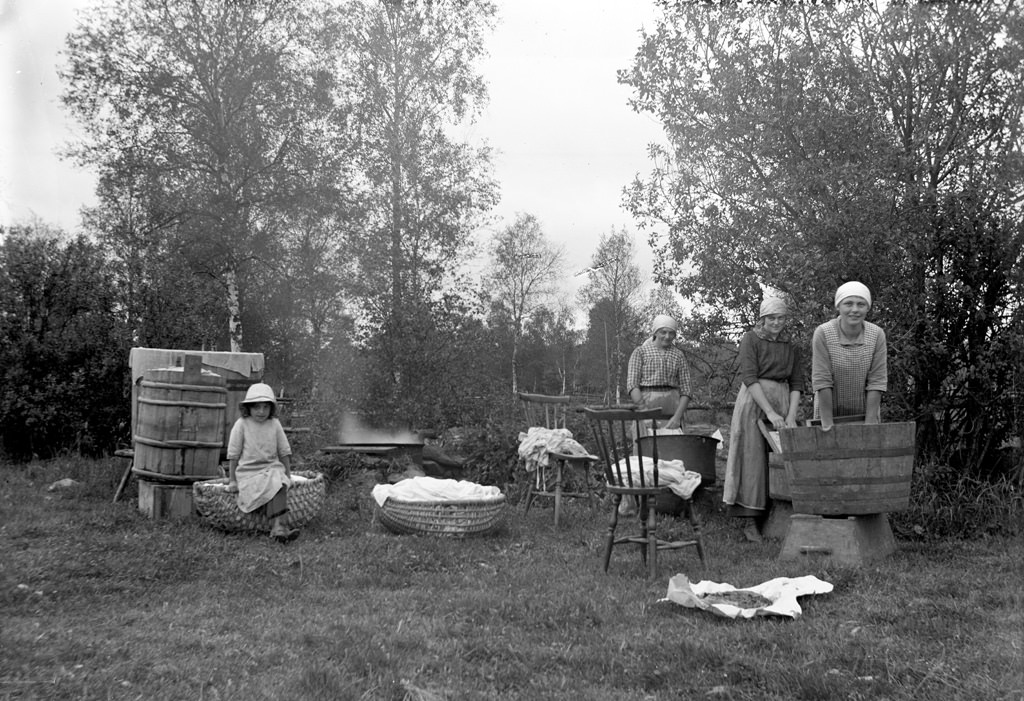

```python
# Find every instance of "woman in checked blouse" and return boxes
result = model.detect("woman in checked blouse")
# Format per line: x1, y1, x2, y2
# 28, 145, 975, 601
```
621, 313, 694, 517
626, 314, 693, 430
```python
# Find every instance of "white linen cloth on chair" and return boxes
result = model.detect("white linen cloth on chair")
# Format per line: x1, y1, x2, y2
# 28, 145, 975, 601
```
612, 456, 702, 500
517, 427, 594, 473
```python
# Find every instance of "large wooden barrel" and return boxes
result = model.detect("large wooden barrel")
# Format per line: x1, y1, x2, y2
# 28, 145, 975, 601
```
133, 356, 227, 477
129, 347, 264, 459
779, 422, 916, 515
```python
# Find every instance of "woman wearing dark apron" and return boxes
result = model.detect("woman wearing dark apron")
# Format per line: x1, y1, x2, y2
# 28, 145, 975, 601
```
723, 298, 803, 542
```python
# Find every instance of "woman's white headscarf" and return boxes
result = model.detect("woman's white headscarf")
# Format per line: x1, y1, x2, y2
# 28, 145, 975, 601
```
834, 281, 872, 308
651, 314, 678, 335
759, 297, 788, 318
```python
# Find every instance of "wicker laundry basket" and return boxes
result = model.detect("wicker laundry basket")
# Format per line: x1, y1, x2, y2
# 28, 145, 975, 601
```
193, 470, 326, 533
376, 495, 507, 537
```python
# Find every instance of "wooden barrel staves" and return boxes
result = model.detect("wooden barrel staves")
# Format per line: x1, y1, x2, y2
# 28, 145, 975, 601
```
134, 355, 227, 477
779, 422, 916, 515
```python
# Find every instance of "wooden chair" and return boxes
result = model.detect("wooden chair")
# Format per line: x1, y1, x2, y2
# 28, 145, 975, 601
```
584, 406, 707, 578
517, 392, 597, 527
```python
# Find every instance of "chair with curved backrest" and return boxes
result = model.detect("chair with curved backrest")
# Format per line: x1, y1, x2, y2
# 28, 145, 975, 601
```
517, 392, 597, 527
584, 406, 707, 578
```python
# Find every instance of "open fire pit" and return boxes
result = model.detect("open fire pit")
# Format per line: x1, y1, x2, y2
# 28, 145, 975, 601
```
321, 415, 428, 465
320, 416, 462, 474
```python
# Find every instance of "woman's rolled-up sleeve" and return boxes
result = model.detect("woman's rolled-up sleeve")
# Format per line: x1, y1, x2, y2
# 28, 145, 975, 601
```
865, 329, 888, 392
810, 325, 834, 393
738, 331, 760, 387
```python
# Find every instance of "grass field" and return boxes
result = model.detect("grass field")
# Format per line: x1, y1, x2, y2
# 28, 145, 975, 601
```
2, 457, 1022, 700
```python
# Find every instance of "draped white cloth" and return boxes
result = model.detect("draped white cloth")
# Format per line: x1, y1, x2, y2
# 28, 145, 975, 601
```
516, 427, 595, 473
129, 347, 264, 384
372, 476, 503, 507
611, 456, 702, 500
665, 575, 834, 619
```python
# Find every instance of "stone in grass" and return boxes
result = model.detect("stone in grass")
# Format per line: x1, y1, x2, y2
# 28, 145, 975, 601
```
47, 478, 83, 493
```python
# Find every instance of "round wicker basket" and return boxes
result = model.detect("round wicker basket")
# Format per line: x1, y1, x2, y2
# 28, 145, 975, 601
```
193, 470, 326, 533
376, 495, 507, 537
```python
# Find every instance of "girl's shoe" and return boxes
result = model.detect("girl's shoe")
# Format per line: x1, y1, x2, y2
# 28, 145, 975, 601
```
743, 521, 763, 543
270, 527, 300, 543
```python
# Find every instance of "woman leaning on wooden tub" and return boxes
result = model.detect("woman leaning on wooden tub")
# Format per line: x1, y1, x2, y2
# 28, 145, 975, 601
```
811, 281, 888, 430
723, 296, 803, 542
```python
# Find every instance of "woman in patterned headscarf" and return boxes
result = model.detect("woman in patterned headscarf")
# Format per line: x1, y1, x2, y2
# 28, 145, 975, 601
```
811, 281, 887, 429
723, 297, 803, 542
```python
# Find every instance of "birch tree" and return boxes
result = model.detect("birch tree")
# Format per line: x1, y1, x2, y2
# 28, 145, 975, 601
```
337, 0, 498, 401
485, 213, 565, 394
61, 0, 343, 351
577, 229, 645, 403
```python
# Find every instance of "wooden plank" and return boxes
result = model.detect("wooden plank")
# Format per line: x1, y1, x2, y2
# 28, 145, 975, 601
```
138, 481, 195, 520
183, 354, 202, 384
760, 420, 791, 499
784, 447, 914, 461
768, 462, 791, 500
803, 414, 866, 427
789, 473, 913, 487
757, 419, 783, 454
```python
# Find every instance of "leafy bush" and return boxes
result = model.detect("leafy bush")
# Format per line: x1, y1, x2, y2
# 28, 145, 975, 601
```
459, 415, 523, 497
892, 460, 1024, 541
300, 452, 373, 490
0, 227, 132, 459
354, 291, 510, 433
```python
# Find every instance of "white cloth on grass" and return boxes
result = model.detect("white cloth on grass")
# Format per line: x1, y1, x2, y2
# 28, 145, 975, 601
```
664, 575, 834, 619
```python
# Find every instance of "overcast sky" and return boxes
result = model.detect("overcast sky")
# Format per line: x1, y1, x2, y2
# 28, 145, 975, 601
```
1, 0, 667, 294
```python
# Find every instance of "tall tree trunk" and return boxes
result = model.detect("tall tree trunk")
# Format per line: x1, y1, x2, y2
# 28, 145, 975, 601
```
226, 267, 243, 352
389, 14, 405, 395
511, 339, 520, 395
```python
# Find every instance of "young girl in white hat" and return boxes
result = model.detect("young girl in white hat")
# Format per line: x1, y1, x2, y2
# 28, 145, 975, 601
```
225, 383, 298, 542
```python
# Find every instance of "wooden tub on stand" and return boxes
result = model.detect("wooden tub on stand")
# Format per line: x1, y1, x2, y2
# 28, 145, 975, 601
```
772, 421, 916, 566
114, 348, 265, 515
132, 355, 226, 519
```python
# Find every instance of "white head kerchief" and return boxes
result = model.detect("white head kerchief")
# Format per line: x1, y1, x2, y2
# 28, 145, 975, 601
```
834, 281, 871, 308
